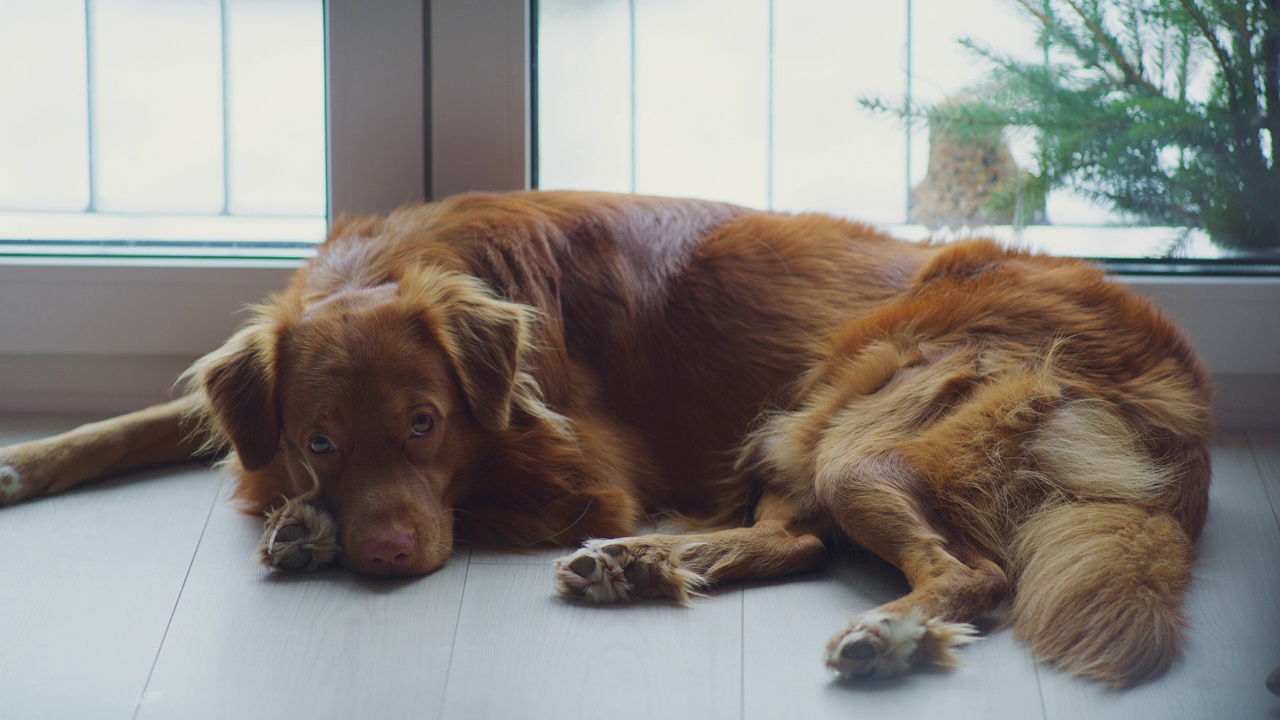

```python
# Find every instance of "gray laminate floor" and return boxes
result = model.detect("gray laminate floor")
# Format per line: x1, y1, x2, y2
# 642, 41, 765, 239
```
1, 415, 1276, 720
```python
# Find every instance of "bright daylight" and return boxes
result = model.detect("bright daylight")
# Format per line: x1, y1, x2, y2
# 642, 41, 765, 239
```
0, 2, 1277, 720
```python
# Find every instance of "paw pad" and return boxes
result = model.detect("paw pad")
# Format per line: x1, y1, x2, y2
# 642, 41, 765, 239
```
840, 640, 879, 661
554, 540, 638, 603
568, 555, 598, 579
255, 498, 340, 573
825, 609, 979, 680
826, 612, 918, 679
553, 540, 707, 604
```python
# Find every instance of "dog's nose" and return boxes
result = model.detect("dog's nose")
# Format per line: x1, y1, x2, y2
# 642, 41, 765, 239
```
360, 532, 416, 571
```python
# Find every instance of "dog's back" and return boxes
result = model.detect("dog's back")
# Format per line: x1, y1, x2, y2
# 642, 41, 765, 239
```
312, 191, 941, 513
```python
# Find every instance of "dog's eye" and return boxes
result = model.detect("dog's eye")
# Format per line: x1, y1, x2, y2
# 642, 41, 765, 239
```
308, 435, 334, 454
410, 414, 434, 436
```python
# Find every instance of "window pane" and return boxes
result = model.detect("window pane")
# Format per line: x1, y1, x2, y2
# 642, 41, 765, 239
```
0, 0, 90, 211
225, 0, 325, 216
537, 0, 632, 193
633, 0, 770, 207
537, 0, 1280, 268
910, 0, 1116, 226
771, 0, 907, 223
92, 0, 225, 214
0, 0, 326, 254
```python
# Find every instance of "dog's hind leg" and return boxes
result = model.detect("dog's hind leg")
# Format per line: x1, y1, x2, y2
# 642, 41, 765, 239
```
0, 395, 209, 506
554, 490, 827, 604
817, 454, 1006, 680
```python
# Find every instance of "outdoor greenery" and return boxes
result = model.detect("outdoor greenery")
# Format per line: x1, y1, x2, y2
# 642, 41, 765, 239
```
868, 0, 1280, 252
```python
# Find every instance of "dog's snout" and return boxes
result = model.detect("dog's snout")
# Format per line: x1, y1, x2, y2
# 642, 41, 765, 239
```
360, 532, 416, 572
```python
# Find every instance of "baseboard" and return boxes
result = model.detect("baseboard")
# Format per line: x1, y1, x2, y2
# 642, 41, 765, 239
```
1211, 373, 1280, 429
0, 354, 196, 416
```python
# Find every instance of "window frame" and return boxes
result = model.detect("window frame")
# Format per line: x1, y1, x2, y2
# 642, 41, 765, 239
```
0, 0, 1275, 425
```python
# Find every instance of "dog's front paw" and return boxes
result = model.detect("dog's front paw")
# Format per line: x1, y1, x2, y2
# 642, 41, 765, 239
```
0, 452, 53, 506
0, 462, 27, 506
554, 539, 708, 605
255, 499, 340, 573
825, 609, 978, 679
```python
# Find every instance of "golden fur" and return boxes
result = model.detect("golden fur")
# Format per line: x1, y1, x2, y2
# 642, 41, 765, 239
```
0, 191, 1211, 688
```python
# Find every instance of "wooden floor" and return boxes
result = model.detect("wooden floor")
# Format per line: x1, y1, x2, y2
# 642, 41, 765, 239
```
1, 415, 1277, 720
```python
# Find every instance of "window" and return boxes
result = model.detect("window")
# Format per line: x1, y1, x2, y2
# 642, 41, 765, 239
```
0, 0, 326, 258
0, 0, 1273, 422
0, 0, 430, 414
536, 0, 1280, 271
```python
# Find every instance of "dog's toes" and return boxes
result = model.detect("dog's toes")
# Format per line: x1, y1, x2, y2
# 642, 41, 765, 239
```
256, 501, 340, 573
554, 541, 636, 603
274, 546, 312, 571
275, 523, 308, 544
825, 609, 979, 680
826, 616, 906, 679
269, 524, 313, 570
554, 539, 710, 605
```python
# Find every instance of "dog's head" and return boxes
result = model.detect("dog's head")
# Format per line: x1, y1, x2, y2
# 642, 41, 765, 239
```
191, 265, 542, 576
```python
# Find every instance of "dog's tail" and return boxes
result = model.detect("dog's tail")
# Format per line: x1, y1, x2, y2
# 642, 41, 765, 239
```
1009, 501, 1193, 688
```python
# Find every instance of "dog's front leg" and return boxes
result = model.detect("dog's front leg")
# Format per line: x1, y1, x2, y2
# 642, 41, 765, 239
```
0, 395, 209, 505
554, 491, 826, 604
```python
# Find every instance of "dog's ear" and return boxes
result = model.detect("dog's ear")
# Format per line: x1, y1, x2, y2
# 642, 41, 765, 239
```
443, 299, 526, 431
190, 324, 281, 470
404, 267, 531, 432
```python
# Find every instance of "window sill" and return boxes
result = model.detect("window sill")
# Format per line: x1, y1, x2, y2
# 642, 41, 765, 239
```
0, 210, 325, 247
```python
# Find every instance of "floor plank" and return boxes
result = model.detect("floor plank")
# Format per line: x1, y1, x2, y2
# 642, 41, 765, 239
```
134, 482, 471, 720
741, 547, 1046, 720
0, 417, 221, 720
440, 562, 743, 720
1248, 429, 1280, 534
1035, 432, 1280, 718
4, 419, 1278, 720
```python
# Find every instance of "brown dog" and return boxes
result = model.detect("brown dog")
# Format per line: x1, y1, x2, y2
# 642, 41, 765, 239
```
0, 191, 1210, 688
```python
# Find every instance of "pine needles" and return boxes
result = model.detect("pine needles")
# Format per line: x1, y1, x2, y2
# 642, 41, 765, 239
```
865, 0, 1280, 252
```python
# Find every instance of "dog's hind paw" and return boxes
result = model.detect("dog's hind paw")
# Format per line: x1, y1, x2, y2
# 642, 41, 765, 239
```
825, 609, 978, 680
554, 538, 709, 605
255, 498, 340, 573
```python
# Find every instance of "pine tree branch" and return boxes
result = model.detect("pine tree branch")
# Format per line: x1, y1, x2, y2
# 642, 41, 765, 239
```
1219, 3, 1274, 197
1177, 0, 1242, 114
1012, 0, 1115, 79
1181, 2, 1269, 185
1232, 4, 1259, 114
922, 0, 1277, 247
1061, 0, 1163, 95
1176, 28, 1192, 102
1264, 1, 1280, 181
1125, 0, 1147, 82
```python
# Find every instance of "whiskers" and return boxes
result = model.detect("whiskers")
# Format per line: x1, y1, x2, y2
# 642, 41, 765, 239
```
437, 507, 485, 555
520, 497, 594, 548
